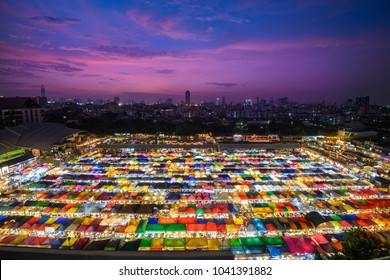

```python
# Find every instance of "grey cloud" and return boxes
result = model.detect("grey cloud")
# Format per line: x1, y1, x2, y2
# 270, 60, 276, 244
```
80, 74, 101, 77
0, 68, 41, 78
156, 69, 176, 74
31, 16, 81, 25
56, 58, 88, 67
60, 45, 185, 59
206, 82, 238, 87
195, 14, 248, 24
0, 81, 29, 87
0, 59, 83, 79
92, 45, 166, 58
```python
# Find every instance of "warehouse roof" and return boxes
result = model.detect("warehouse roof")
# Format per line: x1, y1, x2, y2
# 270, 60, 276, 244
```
0, 123, 83, 151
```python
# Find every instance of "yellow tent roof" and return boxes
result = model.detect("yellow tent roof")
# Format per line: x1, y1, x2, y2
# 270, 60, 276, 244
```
207, 239, 220, 250
226, 224, 237, 233
186, 238, 208, 249
151, 238, 164, 249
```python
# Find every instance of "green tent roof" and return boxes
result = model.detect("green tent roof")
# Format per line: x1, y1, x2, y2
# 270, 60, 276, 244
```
135, 220, 148, 234
264, 236, 285, 246
239, 237, 265, 246
166, 224, 186, 232
164, 238, 185, 247
229, 238, 242, 247
146, 224, 166, 232
139, 238, 153, 247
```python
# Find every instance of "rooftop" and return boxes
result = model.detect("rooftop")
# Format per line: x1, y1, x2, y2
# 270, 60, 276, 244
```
0, 122, 83, 151
0, 97, 40, 110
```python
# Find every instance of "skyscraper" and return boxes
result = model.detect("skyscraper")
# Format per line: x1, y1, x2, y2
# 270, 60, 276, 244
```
41, 85, 46, 97
355, 96, 370, 107
185, 90, 190, 105
36, 85, 47, 106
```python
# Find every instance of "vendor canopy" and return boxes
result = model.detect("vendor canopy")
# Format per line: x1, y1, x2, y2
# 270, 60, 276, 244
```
306, 211, 332, 228
283, 236, 314, 254
185, 238, 208, 249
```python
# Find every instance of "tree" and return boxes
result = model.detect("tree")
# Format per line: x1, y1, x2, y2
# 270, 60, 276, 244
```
328, 228, 390, 260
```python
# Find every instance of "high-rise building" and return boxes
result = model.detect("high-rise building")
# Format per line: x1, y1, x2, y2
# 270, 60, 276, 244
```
355, 96, 370, 107
222, 96, 225, 106
35, 85, 47, 106
215, 98, 220, 106
114, 96, 120, 104
41, 85, 46, 97
278, 96, 289, 105
185, 90, 190, 105
244, 99, 253, 107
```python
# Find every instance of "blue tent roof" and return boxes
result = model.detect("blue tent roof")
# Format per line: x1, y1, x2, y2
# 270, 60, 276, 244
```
148, 218, 159, 224
267, 245, 281, 257
54, 217, 68, 224
37, 216, 49, 224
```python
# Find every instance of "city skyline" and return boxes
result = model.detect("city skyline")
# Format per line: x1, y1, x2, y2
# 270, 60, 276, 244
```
1, 1, 390, 103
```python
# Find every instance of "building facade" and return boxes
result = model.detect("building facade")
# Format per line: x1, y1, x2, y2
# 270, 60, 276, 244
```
0, 97, 44, 127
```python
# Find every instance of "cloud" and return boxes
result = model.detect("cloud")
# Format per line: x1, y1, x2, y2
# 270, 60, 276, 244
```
56, 58, 88, 67
195, 14, 249, 24
0, 81, 28, 87
0, 59, 83, 79
80, 74, 101, 77
31, 16, 81, 25
126, 9, 207, 41
194, 38, 367, 61
93, 45, 165, 58
9, 35, 31, 40
59, 45, 166, 58
206, 82, 238, 87
0, 68, 41, 78
156, 69, 176, 74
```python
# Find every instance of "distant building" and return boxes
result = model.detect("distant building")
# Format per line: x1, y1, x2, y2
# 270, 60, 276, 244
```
34, 85, 48, 106
41, 85, 46, 97
165, 98, 173, 104
114, 96, 120, 104
222, 96, 226, 106
278, 96, 289, 105
338, 122, 377, 140
338, 129, 377, 140
244, 99, 253, 107
185, 90, 191, 105
0, 97, 44, 127
356, 96, 370, 107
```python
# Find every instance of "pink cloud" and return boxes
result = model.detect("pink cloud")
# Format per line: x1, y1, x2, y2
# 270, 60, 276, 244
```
0, 34, 384, 102
126, 9, 208, 41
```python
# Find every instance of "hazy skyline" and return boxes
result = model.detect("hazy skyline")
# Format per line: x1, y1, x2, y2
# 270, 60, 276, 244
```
1, 0, 390, 103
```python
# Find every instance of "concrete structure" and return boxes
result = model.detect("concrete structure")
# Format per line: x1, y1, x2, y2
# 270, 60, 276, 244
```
185, 90, 190, 105
0, 97, 44, 127
0, 122, 84, 151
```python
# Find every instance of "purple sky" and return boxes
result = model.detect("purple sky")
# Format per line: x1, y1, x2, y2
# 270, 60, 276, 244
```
1, 0, 390, 103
